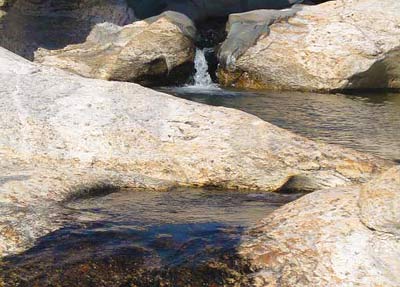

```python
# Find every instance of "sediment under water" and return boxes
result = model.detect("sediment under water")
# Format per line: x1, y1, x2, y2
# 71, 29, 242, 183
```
1, 188, 302, 287
161, 87, 400, 161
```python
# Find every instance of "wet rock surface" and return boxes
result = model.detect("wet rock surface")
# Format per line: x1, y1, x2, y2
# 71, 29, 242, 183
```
218, 0, 400, 92
0, 189, 302, 286
34, 11, 196, 86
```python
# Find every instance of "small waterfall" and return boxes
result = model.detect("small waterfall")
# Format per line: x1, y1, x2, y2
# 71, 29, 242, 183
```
192, 48, 215, 87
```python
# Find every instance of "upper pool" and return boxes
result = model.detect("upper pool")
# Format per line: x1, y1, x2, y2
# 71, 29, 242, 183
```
161, 87, 400, 161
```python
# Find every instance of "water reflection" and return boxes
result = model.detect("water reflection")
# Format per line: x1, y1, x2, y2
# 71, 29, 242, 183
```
161, 87, 400, 160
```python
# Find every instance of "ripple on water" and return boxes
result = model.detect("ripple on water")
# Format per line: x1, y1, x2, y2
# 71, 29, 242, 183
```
1, 188, 303, 287
160, 87, 400, 161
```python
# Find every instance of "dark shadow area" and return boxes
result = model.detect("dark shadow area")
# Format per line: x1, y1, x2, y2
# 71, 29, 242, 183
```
1, 222, 251, 287
0, 9, 96, 60
194, 16, 227, 82
127, 0, 331, 21
1, 188, 302, 286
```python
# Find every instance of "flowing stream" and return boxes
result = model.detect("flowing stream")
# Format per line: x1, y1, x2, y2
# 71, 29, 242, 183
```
191, 48, 217, 88
161, 87, 400, 161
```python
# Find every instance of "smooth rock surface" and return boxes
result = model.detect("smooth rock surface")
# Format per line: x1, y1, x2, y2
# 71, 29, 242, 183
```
218, 0, 400, 91
360, 166, 400, 236
34, 11, 196, 86
241, 166, 400, 286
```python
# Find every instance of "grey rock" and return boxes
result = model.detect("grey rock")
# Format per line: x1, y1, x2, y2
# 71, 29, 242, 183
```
0, 0, 135, 59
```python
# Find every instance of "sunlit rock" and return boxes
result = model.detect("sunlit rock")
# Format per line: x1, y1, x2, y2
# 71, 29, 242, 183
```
218, 0, 400, 92
0, 47, 392, 255
360, 166, 400, 236
241, 167, 400, 286
34, 11, 196, 86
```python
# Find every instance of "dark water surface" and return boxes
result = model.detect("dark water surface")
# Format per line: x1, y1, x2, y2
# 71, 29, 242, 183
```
161, 87, 400, 161
2, 189, 302, 287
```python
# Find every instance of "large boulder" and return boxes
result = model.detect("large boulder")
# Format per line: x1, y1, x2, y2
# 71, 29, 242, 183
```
218, 0, 400, 92
240, 166, 400, 286
34, 11, 196, 86
0, 47, 392, 255
0, 0, 135, 59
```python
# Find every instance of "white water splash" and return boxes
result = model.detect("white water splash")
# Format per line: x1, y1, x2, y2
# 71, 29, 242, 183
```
192, 48, 215, 87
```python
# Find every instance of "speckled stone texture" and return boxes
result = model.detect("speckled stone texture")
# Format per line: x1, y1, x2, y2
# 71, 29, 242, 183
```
0, 47, 392, 257
218, 0, 400, 92
34, 11, 196, 86
241, 166, 400, 286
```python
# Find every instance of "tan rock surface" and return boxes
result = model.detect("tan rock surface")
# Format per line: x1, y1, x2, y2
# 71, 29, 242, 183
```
241, 166, 400, 286
360, 166, 400, 236
219, 0, 400, 92
0, 47, 392, 255
34, 11, 196, 86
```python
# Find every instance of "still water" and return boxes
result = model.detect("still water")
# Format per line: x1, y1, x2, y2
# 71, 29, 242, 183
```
161, 87, 400, 161
1, 189, 302, 286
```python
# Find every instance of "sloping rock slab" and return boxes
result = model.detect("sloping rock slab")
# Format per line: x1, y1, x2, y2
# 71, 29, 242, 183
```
241, 166, 400, 286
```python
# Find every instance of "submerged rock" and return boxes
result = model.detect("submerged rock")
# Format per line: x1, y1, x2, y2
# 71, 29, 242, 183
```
0, 47, 392, 255
240, 166, 400, 286
34, 11, 196, 86
218, 0, 400, 92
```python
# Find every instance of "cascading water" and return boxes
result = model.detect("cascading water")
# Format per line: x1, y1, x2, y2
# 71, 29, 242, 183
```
192, 48, 216, 88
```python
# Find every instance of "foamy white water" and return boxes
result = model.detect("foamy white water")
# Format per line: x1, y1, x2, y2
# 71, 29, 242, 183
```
192, 48, 216, 88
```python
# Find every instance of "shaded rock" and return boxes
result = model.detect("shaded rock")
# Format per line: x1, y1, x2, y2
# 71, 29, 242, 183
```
8, 0, 134, 23
218, 0, 400, 92
240, 167, 400, 286
0, 47, 392, 255
0, 0, 135, 59
360, 166, 400, 236
34, 11, 196, 86
128, 0, 303, 22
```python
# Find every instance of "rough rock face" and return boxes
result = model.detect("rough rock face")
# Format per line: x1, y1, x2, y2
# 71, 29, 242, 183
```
8, 0, 134, 22
128, 0, 303, 21
360, 166, 400, 237
240, 166, 400, 286
0, 0, 135, 59
35, 11, 196, 86
0, 47, 392, 255
218, 0, 400, 92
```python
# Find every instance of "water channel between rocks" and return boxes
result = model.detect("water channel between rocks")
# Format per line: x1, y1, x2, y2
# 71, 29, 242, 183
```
1, 189, 303, 286
161, 87, 400, 162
